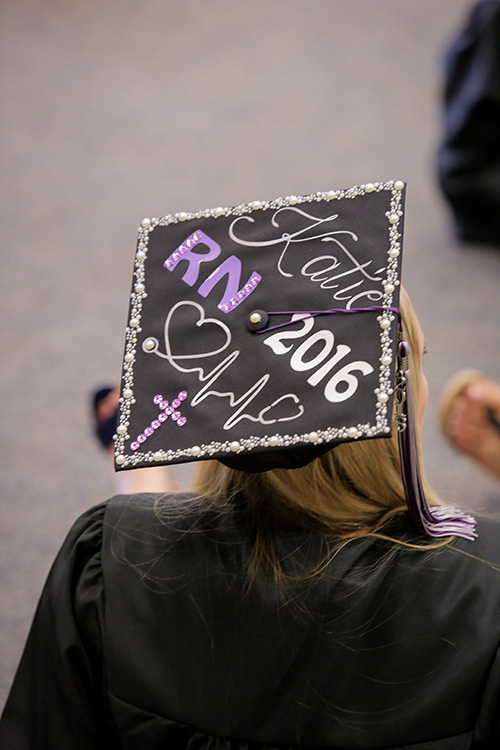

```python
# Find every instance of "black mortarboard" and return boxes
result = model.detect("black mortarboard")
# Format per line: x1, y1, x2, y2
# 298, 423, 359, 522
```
113, 181, 476, 540
115, 181, 403, 471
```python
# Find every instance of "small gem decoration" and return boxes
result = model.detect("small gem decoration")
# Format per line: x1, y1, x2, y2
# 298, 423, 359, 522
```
130, 390, 188, 450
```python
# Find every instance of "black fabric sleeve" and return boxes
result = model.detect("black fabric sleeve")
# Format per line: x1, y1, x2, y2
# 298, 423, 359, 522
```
0, 503, 121, 749
473, 635, 500, 748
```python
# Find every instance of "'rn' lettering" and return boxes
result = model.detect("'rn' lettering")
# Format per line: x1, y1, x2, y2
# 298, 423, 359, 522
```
163, 229, 261, 313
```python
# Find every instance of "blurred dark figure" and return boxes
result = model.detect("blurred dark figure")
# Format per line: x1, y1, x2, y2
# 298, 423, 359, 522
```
437, 1, 500, 246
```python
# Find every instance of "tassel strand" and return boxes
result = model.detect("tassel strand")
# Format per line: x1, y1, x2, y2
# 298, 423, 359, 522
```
396, 340, 477, 540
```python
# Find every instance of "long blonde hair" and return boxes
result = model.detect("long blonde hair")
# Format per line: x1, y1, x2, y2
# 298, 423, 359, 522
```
192, 290, 442, 579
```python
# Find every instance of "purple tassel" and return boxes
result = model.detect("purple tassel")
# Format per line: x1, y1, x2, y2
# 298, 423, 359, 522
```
396, 340, 477, 540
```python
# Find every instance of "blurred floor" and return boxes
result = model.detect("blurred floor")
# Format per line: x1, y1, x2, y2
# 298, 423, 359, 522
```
2, 0, 499, 709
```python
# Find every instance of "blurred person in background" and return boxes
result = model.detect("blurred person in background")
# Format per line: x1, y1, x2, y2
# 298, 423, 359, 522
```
437, 0, 500, 247
441, 369, 500, 480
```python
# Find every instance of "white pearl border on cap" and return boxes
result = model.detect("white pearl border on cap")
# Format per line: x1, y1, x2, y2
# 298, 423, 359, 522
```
115, 180, 404, 468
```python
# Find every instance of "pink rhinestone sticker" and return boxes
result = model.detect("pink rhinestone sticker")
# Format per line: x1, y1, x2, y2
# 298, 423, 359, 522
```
217, 271, 262, 313
129, 391, 188, 451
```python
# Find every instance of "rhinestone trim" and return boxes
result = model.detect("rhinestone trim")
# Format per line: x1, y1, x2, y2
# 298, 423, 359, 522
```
115, 181, 404, 468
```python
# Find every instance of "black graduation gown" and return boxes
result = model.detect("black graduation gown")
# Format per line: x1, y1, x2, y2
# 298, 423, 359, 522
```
2, 493, 500, 749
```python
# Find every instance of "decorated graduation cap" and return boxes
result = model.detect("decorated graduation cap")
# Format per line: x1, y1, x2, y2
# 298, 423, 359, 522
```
115, 181, 476, 540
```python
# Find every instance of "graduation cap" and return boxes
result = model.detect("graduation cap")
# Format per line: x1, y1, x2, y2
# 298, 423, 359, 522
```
115, 181, 476, 540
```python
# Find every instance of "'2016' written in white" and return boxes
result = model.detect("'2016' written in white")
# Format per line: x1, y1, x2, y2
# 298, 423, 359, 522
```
263, 314, 373, 403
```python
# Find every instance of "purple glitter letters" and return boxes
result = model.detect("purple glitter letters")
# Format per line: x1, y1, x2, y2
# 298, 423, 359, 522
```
164, 229, 261, 313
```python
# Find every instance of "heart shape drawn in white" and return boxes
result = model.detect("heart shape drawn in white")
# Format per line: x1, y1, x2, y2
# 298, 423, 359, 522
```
164, 300, 232, 361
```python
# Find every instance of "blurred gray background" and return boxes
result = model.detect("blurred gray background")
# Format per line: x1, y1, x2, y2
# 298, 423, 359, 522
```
2, 0, 499, 709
